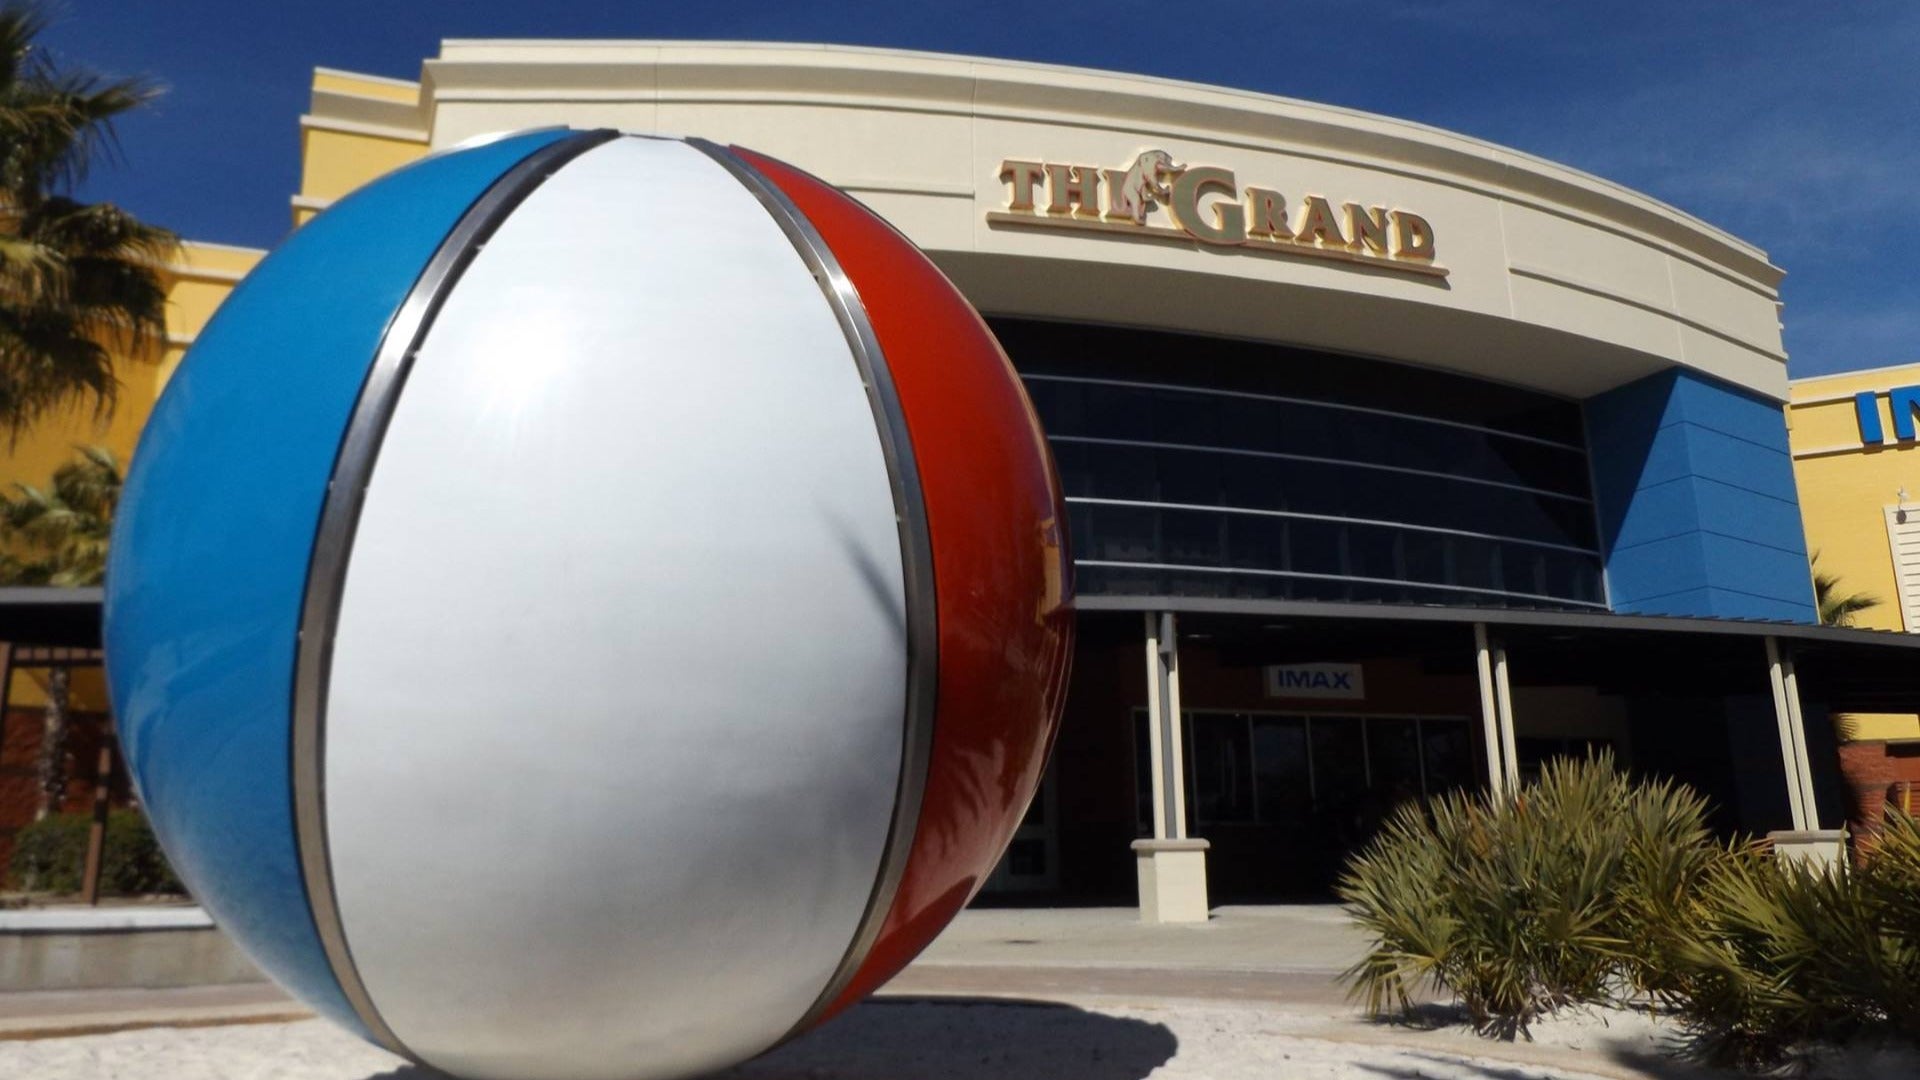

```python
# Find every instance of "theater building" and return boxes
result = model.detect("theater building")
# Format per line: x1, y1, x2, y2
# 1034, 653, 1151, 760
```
9, 41, 1920, 913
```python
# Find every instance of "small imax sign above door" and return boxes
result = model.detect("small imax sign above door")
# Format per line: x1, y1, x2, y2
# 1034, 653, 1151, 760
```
1264, 663, 1366, 700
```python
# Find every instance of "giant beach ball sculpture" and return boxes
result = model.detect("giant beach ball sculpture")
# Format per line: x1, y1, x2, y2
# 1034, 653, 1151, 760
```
103, 129, 1073, 1080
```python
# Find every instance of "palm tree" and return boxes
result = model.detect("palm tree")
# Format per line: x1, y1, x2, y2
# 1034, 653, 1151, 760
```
0, 442, 118, 585
0, 443, 119, 819
0, 3, 175, 441
1811, 550, 1880, 627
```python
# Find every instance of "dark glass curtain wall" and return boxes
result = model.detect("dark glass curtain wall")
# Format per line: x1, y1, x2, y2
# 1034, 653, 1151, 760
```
992, 319, 1606, 610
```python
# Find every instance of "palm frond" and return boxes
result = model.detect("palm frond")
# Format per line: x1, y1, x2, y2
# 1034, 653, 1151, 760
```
0, 2, 170, 441
0, 443, 118, 585
1810, 551, 1881, 626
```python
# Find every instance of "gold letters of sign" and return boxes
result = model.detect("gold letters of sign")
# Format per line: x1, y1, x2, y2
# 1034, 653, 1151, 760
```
989, 150, 1445, 279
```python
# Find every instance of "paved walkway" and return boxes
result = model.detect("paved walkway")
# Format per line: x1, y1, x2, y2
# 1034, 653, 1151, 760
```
915, 904, 1367, 972
0, 905, 1368, 1038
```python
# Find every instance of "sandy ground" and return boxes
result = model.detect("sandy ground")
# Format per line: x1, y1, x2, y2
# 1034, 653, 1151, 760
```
0, 994, 1763, 1080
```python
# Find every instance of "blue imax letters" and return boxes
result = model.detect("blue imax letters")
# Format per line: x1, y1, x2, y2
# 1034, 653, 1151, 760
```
1279, 670, 1352, 690
1856, 385, 1920, 444
1263, 663, 1366, 700
1856, 392, 1885, 443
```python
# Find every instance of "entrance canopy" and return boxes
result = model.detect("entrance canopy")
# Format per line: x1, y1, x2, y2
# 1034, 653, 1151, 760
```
1082, 593, 1920, 711
0, 587, 105, 649
1092, 594, 1913, 909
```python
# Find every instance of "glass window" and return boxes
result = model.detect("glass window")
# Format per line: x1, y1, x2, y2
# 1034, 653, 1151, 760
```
1006, 319, 1610, 611
1084, 382, 1154, 434
1133, 709, 1479, 839
1367, 718, 1424, 807
1135, 709, 1152, 832
1252, 716, 1312, 823
1188, 713, 1255, 824
1162, 508, 1228, 567
1081, 503, 1158, 562
1310, 717, 1368, 796
996, 317, 1585, 441
1421, 719, 1476, 797
1006, 838, 1047, 876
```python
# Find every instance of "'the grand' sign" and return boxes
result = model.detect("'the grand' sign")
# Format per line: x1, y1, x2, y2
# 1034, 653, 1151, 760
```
989, 150, 1445, 279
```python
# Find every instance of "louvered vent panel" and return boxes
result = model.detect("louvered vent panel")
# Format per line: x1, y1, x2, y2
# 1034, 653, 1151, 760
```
1883, 505, 1920, 632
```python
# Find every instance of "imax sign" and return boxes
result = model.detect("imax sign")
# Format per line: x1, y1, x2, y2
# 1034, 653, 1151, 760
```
1263, 663, 1365, 700
1854, 386, 1920, 445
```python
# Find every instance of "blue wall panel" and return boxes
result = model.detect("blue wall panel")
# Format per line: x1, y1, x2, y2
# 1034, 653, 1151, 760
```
1585, 369, 1815, 622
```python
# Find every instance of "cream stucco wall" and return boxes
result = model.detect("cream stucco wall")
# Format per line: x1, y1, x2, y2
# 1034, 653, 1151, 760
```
303, 41, 1788, 402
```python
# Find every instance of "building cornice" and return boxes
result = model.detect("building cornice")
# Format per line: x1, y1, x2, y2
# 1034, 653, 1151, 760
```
300, 112, 429, 143
406, 41, 1780, 293
150, 241, 266, 284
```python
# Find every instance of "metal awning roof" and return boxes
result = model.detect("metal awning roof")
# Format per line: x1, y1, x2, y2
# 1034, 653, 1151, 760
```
4, 587, 1912, 688
1077, 593, 1920, 652
0, 586, 104, 648
1080, 594, 1920, 709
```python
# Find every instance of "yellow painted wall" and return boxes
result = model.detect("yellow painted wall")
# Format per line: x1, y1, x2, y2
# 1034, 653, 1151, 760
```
1, 63, 421, 510
0, 242, 262, 498
297, 127, 428, 205
1789, 362, 1920, 741
7, 666, 109, 711
296, 66, 429, 223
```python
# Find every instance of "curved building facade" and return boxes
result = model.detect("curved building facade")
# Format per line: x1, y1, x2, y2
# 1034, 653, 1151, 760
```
51, 42, 1918, 911
301, 41, 1814, 622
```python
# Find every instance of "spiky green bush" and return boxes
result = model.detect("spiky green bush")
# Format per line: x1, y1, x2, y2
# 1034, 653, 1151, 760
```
7, 809, 182, 895
1661, 810, 1920, 1068
1338, 752, 1720, 1038
1340, 755, 1920, 1069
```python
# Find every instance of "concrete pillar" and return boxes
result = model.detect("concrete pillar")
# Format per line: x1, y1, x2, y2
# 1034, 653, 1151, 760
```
1764, 636, 1813, 831
1137, 612, 1208, 923
1473, 623, 1504, 798
1780, 647, 1821, 824
1473, 624, 1519, 795
1765, 636, 1845, 865
1143, 613, 1188, 840
1769, 829, 1847, 871
1131, 838, 1210, 923
1493, 643, 1519, 793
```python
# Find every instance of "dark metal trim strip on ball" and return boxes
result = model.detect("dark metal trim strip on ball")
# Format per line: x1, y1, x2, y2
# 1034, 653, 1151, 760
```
289, 127, 623, 1061
686, 138, 942, 1041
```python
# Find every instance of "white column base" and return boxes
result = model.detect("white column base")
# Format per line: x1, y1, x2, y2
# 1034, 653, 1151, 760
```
1767, 829, 1848, 871
1131, 838, 1210, 924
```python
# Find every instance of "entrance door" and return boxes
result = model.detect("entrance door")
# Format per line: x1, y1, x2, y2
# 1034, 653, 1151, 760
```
982, 771, 1060, 893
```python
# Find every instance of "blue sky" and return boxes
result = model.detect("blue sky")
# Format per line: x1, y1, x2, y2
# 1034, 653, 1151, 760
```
45, 1, 1920, 377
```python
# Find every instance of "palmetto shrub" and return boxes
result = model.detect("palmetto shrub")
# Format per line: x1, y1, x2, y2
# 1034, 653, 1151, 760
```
1662, 810, 1920, 1069
7, 809, 182, 895
1337, 752, 1720, 1038
1340, 756, 1920, 1070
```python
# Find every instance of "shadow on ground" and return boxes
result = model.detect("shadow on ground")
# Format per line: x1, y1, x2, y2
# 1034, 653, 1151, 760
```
1362, 1001, 1472, 1031
360, 998, 1177, 1080
1359, 1005, 1736, 1079
722, 997, 1177, 1080
1355, 1049, 1732, 1080
1356, 1057, 1589, 1080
